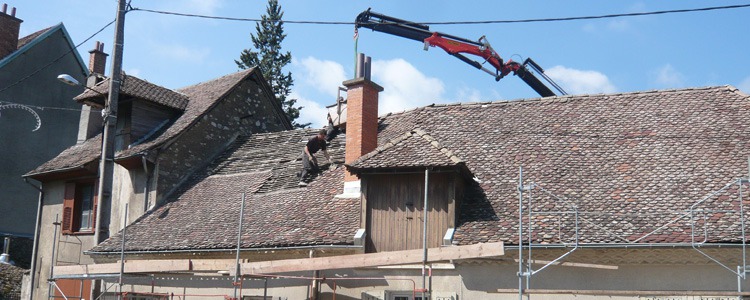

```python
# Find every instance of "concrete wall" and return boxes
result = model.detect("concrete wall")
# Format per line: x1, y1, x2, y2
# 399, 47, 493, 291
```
0, 27, 86, 237
31, 180, 98, 300
110, 165, 155, 235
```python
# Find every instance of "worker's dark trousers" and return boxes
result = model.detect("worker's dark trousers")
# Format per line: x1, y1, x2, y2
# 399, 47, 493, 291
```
300, 152, 319, 181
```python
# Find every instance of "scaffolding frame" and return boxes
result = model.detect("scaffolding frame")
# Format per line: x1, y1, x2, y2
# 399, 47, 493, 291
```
516, 166, 750, 298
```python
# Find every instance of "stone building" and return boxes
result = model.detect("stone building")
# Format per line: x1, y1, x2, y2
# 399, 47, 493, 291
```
24, 57, 750, 299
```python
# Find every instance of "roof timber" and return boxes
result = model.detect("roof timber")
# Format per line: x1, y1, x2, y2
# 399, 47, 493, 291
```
53, 242, 504, 277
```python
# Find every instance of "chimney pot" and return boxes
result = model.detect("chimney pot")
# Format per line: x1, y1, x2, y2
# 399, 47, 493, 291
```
0, 4, 22, 61
343, 53, 383, 184
88, 41, 109, 75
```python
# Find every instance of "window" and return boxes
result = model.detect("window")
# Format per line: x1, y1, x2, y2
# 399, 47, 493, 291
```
62, 181, 98, 234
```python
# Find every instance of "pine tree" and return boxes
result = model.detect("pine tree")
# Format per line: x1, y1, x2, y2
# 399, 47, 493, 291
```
236, 0, 308, 128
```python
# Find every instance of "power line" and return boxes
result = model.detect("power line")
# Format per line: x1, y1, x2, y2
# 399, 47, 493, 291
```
131, 3, 750, 25
0, 18, 115, 114
0, 100, 100, 113
0, 18, 115, 96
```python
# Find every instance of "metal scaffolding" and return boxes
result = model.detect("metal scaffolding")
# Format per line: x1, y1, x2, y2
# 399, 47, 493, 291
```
515, 165, 750, 298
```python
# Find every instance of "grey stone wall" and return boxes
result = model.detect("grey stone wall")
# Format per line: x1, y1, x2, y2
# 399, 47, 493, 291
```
155, 73, 289, 202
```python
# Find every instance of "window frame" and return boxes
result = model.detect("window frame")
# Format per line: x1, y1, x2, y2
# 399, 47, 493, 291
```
62, 179, 98, 235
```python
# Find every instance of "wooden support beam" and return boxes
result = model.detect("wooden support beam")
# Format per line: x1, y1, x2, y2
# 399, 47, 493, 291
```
514, 259, 619, 270
53, 242, 504, 277
53, 259, 236, 276
239, 242, 504, 275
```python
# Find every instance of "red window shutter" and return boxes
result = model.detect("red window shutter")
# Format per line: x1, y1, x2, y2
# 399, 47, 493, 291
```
62, 182, 76, 234
91, 181, 99, 233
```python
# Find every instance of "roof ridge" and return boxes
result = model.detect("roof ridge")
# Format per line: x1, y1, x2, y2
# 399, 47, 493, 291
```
380, 85, 737, 121
176, 68, 255, 92
349, 128, 463, 167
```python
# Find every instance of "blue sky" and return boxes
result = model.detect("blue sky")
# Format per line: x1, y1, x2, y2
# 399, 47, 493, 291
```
7, 1, 750, 127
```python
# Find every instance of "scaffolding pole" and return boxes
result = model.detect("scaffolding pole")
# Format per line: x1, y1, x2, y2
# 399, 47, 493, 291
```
119, 203, 128, 300
233, 193, 246, 300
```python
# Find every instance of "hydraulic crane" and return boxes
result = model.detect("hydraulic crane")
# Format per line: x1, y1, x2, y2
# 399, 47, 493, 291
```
355, 9, 567, 97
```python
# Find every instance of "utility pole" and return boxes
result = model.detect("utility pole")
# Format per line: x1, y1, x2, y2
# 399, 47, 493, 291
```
92, 1, 126, 299
94, 0, 126, 245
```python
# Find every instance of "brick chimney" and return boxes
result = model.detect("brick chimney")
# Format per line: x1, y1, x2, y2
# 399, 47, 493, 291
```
88, 41, 108, 75
0, 4, 22, 61
78, 41, 108, 144
341, 53, 383, 195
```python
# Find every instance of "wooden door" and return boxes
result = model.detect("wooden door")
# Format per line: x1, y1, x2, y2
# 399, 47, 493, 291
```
365, 172, 454, 253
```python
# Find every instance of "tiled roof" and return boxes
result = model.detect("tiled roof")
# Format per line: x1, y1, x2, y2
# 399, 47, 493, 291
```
209, 128, 345, 192
67, 85, 750, 251
74, 74, 189, 110
17, 26, 52, 49
117, 69, 255, 159
371, 86, 750, 246
348, 128, 463, 170
91, 129, 355, 252
24, 134, 102, 177
28, 70, 258, 178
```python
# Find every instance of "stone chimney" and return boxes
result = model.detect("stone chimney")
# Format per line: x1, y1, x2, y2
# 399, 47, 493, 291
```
341, 53, 383, 195
88, 41, 108, 75
0, 4, 22, 61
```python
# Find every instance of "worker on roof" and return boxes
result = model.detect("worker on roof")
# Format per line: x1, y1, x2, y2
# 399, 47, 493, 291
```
299, 129, 332, 187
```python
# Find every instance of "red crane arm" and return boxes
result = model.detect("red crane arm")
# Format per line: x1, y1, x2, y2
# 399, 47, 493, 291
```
423, 33, 520, 79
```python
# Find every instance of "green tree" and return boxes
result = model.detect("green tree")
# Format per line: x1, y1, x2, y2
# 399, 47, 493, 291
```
236, 0, 308, 128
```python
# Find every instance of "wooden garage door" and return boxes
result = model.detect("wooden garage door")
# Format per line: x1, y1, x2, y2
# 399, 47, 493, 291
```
365, 173, 453, 253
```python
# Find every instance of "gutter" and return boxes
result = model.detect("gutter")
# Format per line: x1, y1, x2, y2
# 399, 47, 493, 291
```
23, 164, 93, 180
24, 178, 43, 300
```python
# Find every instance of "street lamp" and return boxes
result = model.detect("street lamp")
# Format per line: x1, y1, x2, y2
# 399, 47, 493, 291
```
57, 74, 105, 96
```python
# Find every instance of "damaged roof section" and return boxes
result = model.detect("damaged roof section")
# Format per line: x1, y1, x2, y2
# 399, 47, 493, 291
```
90, 129, 354, 253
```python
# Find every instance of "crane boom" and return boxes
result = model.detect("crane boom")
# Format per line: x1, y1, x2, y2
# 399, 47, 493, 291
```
355, 9, 567, 97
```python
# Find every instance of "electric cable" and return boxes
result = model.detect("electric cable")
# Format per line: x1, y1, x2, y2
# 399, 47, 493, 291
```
130, 3, 750, 25
0, 18, 114, 114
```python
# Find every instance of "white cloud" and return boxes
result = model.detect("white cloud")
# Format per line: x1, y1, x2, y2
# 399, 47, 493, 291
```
739, 77, 750, 94
653, 64, 686, 88
545, 66, 617, 95
291, 57, 446, 126
151, 43, 210, 62
455, 87, 483, 102
126, 68, 141, 77
371, 58, 445, 114
291, 92, 329, 128
294, 57, 348, 96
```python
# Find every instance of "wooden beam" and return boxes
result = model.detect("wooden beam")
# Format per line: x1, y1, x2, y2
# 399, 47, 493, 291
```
53, 259, 236, 276
239, 242, 504, 275
53, 242, 504, 277
514, 259, 619, 270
